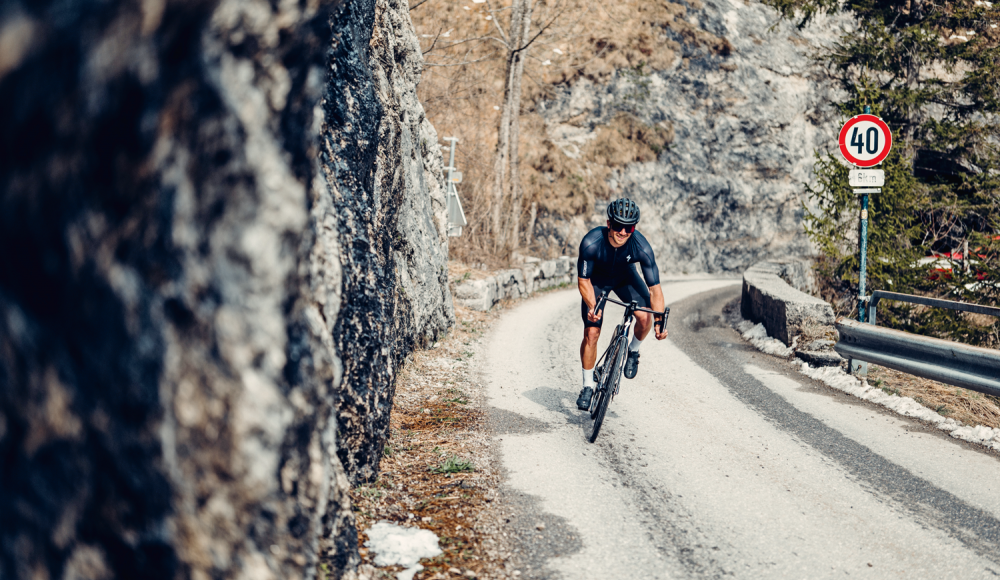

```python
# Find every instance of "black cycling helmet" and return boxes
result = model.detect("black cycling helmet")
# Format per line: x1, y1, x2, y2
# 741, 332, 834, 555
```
607, 197, 640, 225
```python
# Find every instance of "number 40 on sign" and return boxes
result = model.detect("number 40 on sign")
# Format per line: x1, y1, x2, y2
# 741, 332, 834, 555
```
839, 113, 892, 168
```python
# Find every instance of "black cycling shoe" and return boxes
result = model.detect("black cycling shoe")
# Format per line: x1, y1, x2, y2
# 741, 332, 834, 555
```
576, 386, 594, 410
624, 350, 640, 379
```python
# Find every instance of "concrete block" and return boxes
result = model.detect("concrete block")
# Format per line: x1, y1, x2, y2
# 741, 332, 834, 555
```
451, 257, 577, 312
742, 258, 834, 345
453, 278, 498, 311
496, 268, 527, 300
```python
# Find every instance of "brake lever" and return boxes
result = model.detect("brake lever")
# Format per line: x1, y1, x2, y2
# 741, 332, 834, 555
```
655, 306, 671, 334
596, 292, 608, 315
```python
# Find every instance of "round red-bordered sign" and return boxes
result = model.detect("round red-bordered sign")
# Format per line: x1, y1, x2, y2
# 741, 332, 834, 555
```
838, 114, 892, 167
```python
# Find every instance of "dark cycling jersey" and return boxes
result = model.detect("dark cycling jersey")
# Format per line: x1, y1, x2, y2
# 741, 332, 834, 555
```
577, 227, 660, 286
577, 227, 660, 328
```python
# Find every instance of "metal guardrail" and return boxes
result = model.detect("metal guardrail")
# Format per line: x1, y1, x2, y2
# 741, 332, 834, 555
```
867, 290, 1000, 326
835, 317, 1000, 397
837, 290, 1000, 394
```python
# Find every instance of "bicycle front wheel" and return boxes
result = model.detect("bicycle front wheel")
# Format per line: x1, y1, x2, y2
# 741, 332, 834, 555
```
590, 337, 625, 442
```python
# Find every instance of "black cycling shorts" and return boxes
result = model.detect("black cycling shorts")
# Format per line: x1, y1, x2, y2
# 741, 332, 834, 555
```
580, 266, 650, 328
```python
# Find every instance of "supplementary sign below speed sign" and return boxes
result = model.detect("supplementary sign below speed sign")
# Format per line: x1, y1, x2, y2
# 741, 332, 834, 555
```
839, 114, 892, 167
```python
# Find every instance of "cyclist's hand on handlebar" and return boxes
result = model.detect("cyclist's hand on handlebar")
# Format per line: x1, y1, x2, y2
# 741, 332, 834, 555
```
587, 307, 603, 323
654, 313, 668, 340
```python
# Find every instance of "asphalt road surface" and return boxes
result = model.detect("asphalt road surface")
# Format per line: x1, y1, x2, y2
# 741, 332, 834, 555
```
482, 279, 1000, 579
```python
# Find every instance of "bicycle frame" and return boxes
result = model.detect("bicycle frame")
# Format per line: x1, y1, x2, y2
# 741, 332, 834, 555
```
587, 293, 670, 442
594, 294, 668, 390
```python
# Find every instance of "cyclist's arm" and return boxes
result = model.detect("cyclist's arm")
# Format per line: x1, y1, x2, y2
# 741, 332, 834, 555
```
633, 232, 661, 287
578, 277, 602, 321
649, 284, 668, 339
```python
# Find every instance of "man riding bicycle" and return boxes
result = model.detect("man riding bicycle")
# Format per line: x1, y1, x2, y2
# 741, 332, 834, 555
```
576, 198, 668, 411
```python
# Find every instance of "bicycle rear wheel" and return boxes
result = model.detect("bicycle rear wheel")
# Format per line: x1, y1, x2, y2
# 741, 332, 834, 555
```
589, 337, 625, 442
589, 366, 603, 419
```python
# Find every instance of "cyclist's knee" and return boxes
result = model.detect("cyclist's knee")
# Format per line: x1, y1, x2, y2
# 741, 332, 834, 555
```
584, 327, 601, 344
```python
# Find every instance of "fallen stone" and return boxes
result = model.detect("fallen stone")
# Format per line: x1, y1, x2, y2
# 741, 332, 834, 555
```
806, 339, 836, 351
795, 350, 844, 367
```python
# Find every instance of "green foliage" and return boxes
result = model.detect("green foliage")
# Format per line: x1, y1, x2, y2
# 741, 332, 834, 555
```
804, 147, 929, 326
767, 0, 1000, 345
429, 456, 475, 474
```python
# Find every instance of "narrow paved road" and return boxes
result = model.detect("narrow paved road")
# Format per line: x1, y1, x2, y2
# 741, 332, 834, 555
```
481, 280, 1000, 579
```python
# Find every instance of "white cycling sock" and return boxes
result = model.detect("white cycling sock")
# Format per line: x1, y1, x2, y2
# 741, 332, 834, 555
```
629, 336, 643, 352
583, 367, 596, 387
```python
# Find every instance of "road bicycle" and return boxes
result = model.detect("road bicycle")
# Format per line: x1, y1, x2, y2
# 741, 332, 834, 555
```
587, 293, 669, 443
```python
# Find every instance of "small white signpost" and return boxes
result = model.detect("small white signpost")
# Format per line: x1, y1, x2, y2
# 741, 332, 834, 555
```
839, 110, 893, 377
848, 169, 884, 187
443, 138, 467, 237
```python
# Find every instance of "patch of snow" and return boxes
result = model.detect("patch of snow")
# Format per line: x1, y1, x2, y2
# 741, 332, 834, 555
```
364, 521, 442, 580
735, 317, 1000, 451
736, 320, 794, 357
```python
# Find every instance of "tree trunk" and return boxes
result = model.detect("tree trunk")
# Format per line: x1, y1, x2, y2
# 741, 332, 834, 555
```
490, 0, 525, 251
505, 0, 532, 253
525, 201, 537, 248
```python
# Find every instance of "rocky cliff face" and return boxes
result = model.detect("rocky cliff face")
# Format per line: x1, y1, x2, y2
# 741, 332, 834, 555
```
539, 0, 851, 273
326, 0, 454, 485
0, 1, 450, 579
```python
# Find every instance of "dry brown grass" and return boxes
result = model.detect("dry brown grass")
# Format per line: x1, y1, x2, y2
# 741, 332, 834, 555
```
351, 305, 516, 579
411, 0, 729, 263
520, 112, 673, 218
867, 365, 1000, 430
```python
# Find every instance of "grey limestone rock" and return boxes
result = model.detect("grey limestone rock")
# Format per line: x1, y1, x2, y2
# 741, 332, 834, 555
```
0, 0, 450, 579
326, 0, 454, 485
539, 0, 852, 273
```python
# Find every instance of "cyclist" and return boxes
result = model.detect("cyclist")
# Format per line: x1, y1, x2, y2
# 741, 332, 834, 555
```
575, 198, 668, 411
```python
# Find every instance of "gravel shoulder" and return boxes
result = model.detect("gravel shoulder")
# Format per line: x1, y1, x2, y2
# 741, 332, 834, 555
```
351, 293, 558, 580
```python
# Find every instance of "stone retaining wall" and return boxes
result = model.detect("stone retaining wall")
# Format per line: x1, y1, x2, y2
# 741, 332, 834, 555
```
453, 257, 577, 311
741, 258, 835, 346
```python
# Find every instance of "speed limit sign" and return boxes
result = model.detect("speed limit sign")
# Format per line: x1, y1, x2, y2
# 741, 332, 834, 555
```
838, 114, 892, 167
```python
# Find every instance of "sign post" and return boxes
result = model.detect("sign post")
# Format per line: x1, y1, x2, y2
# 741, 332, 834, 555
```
443, 137, 467, 237
838, 105, 892, 376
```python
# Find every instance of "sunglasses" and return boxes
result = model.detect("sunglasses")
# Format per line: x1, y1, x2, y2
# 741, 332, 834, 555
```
608, 220, 635, 234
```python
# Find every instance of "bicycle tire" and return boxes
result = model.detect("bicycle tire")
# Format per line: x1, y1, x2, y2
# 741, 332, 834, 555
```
589, 365, 603, 419
590, 336, 626, 442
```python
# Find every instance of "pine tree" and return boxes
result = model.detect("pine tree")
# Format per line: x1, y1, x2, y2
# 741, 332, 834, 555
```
766, 0, 1000, 345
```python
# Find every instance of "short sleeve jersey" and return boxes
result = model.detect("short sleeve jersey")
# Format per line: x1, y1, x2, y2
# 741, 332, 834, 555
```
577, 227, 660, 287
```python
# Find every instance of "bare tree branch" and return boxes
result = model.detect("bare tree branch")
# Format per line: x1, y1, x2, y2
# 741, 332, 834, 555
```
423, 55, 501, 67
431, 35, 509, 52
421, 25, 446, 55
511, 6, 565, 55
485, 0, 511, 46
